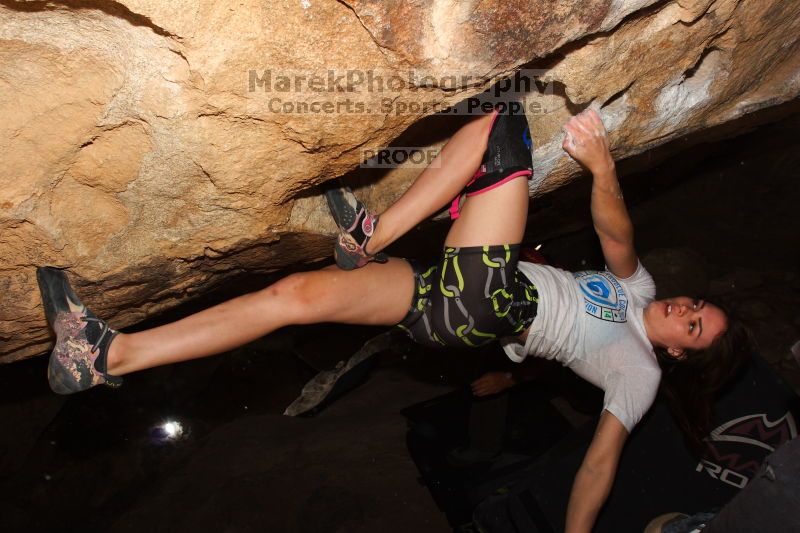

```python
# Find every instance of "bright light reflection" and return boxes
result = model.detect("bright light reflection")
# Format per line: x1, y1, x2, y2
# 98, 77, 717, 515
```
162, 420, 183, 439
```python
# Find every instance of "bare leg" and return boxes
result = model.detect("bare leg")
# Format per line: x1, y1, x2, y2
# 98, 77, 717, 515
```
444, 174, 529, 247
106, 111, 526, 376
107, 259, 415, 375
366, 112, 497, 253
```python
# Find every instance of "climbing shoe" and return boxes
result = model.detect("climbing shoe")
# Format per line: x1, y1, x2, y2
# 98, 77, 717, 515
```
36, 267, 122, 394
324, 186, 389, 270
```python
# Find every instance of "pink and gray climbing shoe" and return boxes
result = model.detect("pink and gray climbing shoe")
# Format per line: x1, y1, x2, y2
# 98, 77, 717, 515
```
37, 267, 122, 394
324, 186, 389, 270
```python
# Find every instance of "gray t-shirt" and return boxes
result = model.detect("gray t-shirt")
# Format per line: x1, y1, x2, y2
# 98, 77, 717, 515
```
501, 261, 661, 432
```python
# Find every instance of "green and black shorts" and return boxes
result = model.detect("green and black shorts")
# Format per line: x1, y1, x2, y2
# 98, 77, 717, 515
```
397, 244, 538, 348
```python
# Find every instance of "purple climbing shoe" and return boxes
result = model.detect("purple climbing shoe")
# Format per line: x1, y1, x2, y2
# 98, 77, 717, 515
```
37, 267, 122, 394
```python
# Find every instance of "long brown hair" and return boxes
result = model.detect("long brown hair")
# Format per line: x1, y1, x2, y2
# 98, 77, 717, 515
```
655, 300, 754, 456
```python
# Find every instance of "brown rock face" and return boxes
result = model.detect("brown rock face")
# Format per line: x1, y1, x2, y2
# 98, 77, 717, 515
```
1, 0, 799, 362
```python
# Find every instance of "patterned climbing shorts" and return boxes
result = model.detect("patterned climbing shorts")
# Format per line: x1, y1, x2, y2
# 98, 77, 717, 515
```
397, 244, 538, 348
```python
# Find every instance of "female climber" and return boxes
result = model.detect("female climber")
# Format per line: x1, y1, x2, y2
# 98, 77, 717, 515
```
37, 105, 750, 532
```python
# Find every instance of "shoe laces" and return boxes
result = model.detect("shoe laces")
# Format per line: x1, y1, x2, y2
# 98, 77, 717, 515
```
80, 316, 111, 354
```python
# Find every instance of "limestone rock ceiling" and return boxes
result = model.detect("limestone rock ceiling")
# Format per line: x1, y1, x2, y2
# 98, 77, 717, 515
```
0, 0, 799, 362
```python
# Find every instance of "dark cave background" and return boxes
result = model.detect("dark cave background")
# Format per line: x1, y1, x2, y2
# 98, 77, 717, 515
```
0, 110, 798, 532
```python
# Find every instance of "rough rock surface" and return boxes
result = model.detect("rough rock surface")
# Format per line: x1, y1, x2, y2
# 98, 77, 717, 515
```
1, 0, 799, 362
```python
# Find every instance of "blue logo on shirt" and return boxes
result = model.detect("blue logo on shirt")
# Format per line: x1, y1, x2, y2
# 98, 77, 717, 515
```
575, 271, 628, 323
586, 279, 610, 300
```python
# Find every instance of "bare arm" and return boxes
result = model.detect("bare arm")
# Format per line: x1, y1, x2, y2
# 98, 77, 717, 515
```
471, 359, 550, 396
565, 410, 629, 533
562, 110, 638, 278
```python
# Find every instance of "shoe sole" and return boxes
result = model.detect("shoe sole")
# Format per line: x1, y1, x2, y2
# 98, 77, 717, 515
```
36, 267, 86, 326
333, 240, 361, 271
324, 188, 360, 232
